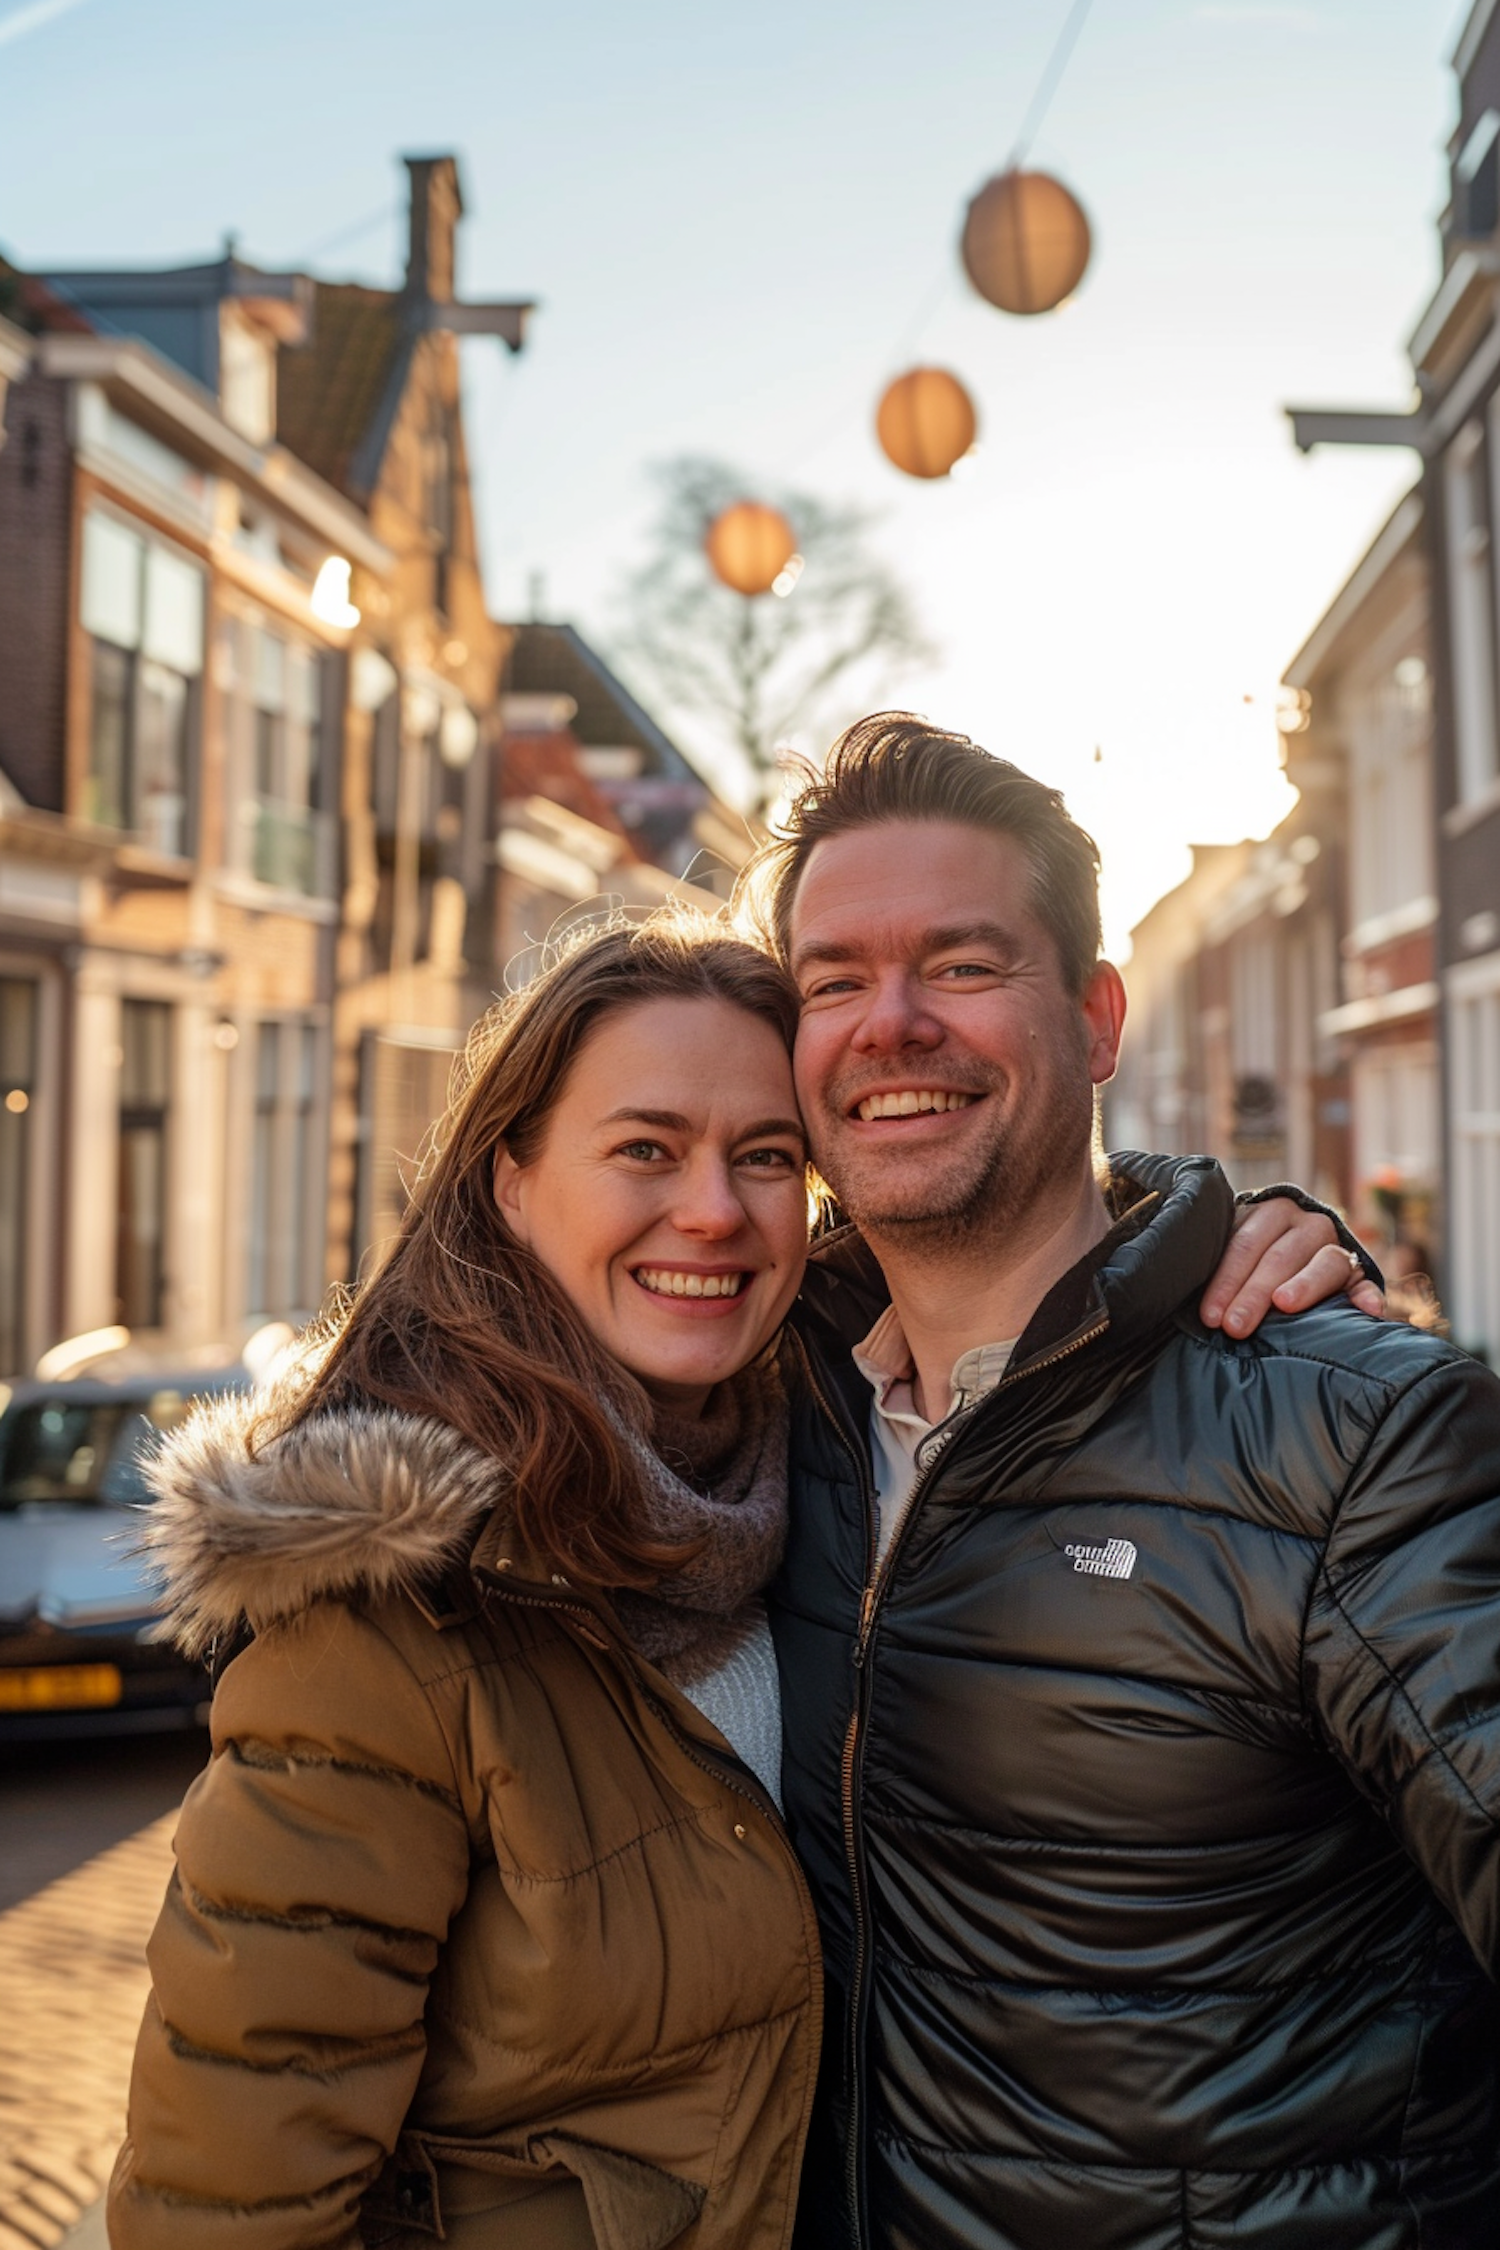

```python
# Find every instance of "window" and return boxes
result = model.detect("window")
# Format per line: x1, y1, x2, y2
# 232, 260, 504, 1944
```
80, 512, 204, 855
1347, 650, 1434, 929
246, 1018, 324, 1318
0, 980, 36, 1376
1446, 418, 1500, 806
219, 310, 275, 445
1455, 110, 1500, 239
1449, 956, 1500, 1361
116, 1000, 171, 1330
223, 618, 333, 895
354, 1030, 456, 1272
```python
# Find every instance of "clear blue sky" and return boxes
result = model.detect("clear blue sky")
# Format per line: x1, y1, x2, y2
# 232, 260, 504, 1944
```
0, 0, 1464, 944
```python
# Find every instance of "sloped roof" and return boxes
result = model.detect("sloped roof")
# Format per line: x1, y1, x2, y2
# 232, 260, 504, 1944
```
498, 731, 642, 852
0, 252, 94, 336
275, 281, 405, 499
502, 622, 702, 784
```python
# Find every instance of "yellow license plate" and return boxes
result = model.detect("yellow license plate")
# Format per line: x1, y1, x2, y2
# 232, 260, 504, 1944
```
0, 1663, 123, 1711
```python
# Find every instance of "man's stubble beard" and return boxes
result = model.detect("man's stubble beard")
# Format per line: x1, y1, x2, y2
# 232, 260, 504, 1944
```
811, 1064, 1097, 1260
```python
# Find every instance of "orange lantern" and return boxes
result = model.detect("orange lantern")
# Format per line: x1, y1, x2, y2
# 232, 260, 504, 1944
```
876, 367, 978, 480
960, 168, 1091, 316
704, 501, 798, 596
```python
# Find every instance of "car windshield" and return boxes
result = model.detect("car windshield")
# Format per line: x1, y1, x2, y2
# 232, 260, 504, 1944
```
0, 1390, 196, 1508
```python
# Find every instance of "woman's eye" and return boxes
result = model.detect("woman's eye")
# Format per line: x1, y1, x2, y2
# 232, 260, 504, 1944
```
616, 1139, 667, 1163
739, 1146, 803, 1173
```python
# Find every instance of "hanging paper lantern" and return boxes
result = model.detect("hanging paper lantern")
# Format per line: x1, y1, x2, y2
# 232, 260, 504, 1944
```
704, 501, 798, 596
876, 367, 978, 480
960, 168, 1091, 316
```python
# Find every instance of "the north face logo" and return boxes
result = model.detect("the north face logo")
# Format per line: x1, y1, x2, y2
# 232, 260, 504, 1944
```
1064, 1537, 1137, 1580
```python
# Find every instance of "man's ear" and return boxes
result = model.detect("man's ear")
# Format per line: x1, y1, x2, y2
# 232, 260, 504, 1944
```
1081, 961, 1127, 1087
492, 1143, 530, 1241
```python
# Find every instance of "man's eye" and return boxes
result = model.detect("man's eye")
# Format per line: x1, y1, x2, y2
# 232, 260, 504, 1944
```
803, 977, 859, 1000
938, 961, 996, 980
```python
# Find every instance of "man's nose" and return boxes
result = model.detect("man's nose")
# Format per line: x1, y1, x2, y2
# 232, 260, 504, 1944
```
852, 972, 943, 1053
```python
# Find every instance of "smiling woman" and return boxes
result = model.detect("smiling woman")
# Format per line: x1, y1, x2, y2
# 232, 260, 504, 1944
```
494, 993, 808, 1416
106, 910, 826, 2250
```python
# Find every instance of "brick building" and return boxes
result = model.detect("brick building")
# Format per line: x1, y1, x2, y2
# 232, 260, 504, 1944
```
0, 258, 391, 1365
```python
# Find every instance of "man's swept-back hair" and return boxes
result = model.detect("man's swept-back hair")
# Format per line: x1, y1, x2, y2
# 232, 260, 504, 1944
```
269, 909, 800, 1589
745, 711, 1102, 996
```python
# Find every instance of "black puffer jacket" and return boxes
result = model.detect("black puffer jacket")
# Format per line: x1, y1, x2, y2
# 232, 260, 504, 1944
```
772, 1152, 1500, 2250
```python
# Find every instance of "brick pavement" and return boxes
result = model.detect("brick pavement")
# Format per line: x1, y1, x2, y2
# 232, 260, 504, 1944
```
0, 1811, 176, 2250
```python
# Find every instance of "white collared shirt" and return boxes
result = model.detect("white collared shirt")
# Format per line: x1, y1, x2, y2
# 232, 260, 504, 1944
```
851, 1304, 1018, 1562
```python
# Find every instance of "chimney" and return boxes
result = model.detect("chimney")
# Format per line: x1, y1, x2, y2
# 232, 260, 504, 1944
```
403, 154, 464, 305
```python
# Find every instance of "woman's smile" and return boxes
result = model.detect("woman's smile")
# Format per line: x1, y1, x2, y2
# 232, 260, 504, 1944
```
632, 1264, 751, 1303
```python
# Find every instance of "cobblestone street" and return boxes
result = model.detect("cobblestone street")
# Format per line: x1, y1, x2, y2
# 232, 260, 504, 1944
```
0, 1744, 197, 2250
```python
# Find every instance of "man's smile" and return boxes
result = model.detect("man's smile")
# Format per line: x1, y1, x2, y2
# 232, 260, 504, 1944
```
851, 1088, 980, 1122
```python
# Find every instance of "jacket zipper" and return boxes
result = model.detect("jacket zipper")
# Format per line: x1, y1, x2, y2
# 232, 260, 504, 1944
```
817, 1304, 1108, 2250
785, 1330, 883, 2237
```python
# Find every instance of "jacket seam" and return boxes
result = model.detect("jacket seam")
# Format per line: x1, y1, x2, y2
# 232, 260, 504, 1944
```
884, 1957, 1416, 1999
924, 1479, 1327, 1546
872, 2128, 1471, 2176
866, 1812, 1336, 1855
120, 2162, 379, 2217
1313, 1568, 1500, 1833
162, 2020, 427, 2081
1294, 1356, 1470, 1729
225, 1733, 464, 1813
492, 1805, 734, 1888
1177, 1318, 1418, 1402
441, 1996, 809, 2087
179, 1877, 438, 1957
360, 1606, 471, 1817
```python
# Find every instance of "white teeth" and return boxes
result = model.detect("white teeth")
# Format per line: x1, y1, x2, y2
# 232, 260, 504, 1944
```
855, 1090, 975, 1122
636, 1269, 744, 1299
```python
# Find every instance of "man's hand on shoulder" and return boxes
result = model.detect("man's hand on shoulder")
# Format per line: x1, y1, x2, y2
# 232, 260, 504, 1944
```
1199, 1197, 1385, 1338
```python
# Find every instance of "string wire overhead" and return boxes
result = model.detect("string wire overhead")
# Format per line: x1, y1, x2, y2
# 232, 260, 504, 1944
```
1008, 0, 1100, 169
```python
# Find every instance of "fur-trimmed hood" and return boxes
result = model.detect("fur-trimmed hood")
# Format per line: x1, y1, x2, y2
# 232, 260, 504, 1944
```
141, 1391, 505, 1659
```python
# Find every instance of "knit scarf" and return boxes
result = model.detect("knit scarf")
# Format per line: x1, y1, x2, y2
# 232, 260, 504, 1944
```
609, 1356, 789, 1689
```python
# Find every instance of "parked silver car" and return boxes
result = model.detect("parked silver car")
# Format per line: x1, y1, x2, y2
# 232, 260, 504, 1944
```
0, 1330, 288, 1741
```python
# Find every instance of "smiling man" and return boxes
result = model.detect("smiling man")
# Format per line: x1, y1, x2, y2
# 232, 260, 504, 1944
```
753, 714, 1500, 2250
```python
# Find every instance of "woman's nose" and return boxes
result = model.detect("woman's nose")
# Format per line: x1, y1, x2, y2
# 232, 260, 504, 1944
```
672, 1158, 745, 1238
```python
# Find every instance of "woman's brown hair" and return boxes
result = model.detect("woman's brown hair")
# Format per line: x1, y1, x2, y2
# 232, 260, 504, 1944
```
280, 910, 801, 1587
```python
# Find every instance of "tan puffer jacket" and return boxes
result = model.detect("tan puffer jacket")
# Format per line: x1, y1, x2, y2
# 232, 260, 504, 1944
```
107, 1398, 822, 2250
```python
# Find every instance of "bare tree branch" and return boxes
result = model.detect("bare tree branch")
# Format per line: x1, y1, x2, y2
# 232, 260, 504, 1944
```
609, 456, 935, 799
